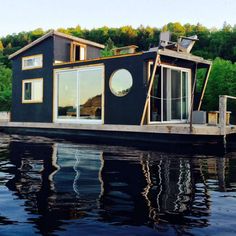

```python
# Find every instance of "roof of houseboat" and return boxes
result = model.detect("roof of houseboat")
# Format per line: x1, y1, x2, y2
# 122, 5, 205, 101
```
157, 48, 212, 65
9, 30, 105, 59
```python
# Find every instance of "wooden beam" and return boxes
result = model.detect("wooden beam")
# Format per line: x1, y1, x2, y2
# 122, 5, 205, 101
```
140, 51, 160, 125
197, 63, 212, 111
219, 95, 227, 136
190, 63, 198, 133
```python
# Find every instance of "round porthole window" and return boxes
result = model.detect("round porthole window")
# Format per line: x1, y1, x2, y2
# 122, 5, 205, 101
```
110, 69, 133, 97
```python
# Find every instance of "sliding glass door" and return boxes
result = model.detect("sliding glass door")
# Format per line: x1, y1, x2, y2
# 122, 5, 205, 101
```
149, 65, 191, 123
55, 65, 104, 124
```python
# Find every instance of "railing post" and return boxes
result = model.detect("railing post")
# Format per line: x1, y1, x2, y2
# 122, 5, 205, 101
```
219, 95, 227, 136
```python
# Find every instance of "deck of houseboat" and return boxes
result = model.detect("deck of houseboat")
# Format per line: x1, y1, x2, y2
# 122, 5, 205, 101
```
0, 121, 236, 136
0, 121, 235, 153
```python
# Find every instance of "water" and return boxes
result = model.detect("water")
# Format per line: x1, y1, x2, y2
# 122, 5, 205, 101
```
0, 133, 236, 236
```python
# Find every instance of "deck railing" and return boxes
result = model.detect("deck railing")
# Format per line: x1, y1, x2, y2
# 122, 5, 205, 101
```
219, 95, 236, 135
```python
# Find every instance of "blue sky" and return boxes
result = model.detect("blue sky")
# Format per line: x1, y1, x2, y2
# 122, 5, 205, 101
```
0, 0, 235, 37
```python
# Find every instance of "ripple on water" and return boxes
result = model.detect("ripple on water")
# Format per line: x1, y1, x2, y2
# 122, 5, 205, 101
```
0, 133, 235, 235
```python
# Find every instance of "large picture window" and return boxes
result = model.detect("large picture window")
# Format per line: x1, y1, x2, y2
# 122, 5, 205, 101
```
22, 78, 43, 103
55, 66, 104, 123
22, 54, 43, 70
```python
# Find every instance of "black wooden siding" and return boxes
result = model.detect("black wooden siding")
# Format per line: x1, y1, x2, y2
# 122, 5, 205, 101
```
11, 36, 54, 123
11, 37, 206, 125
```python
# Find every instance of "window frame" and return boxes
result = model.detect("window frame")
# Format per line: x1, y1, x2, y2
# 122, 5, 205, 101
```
53, 64, 105, 124
22, 54, 43, 70
70, 42, 87, 62
109, 69, 133, 97
147, 62, 192, 124
22, 78, 44, 104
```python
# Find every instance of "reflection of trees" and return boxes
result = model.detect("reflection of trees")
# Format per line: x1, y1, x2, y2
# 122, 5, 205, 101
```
117, 88, 130, 96
80, 94, 102, 118
58, 94, 102, 118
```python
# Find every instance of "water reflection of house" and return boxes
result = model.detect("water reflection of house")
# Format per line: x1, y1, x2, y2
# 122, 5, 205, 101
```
99, 153, 211, 229
198, 158, 229, 191
5, 141, 233, 234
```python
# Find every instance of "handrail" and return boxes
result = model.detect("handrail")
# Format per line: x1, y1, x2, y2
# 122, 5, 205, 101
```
224, 95, 236, 100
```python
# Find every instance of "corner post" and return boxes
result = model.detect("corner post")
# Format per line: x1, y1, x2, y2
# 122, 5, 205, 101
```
219, 95, 227, 136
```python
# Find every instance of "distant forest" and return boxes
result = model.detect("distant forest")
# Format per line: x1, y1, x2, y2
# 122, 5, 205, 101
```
0, 22, 236, 116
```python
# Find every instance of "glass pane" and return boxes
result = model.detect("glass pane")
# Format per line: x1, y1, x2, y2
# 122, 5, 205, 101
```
110, 69, 133, 96
171, 70, 181, 120
23, 55, 42, 68
79, 68, 103, 120
33, 80, 43, 101
80, 47, 85, 60
34, 57, 42, 67
24, 82, 32, 100
57, 70, 77, 119
150, 67, 161, 122
162, 68, 169, 121
182, 72, 188, 119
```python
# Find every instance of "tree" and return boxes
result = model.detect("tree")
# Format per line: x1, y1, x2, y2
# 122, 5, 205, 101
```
201, 58, 236, 117
101, 38, 115, 57
0, 65, 12, 111
0, 40, 3, 52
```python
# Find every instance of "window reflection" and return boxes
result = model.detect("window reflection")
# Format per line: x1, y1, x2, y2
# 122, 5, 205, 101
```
56, 66, 103, 122
110, 69, 133, 97
58, 70, 77, 119
79, 68, 102, 120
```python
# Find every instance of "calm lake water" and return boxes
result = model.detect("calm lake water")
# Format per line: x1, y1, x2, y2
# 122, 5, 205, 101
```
0, 133, 236, 236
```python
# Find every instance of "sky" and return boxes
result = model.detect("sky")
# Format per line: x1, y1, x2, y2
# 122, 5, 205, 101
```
0, 0, 235, 37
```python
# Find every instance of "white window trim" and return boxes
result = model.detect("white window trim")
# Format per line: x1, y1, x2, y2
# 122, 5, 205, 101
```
22, 78, 43, 104
22, 54, 43, 70
53, 65, 104, 124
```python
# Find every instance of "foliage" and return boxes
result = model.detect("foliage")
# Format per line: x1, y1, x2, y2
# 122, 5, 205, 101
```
0, 65, 12, 111
0, 22, 236, 114
2, 22, 236, 69
101, 38, 115, 57
199, 58, 236, 120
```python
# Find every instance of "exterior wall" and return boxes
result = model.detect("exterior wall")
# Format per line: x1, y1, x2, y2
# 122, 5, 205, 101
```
53, 36, 71, 62
104, 55, 147, 125
11, 37, 54, 122
54, 53, 153, 125
11, 41, 204, 125
87, 46, 101, 59
53, 35, 101, 62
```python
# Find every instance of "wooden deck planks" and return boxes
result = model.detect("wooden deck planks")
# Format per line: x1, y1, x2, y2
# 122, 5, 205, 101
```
0, 121, 235, 136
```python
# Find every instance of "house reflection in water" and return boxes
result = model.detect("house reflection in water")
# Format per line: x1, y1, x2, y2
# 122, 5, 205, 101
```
5, 141, 234, 234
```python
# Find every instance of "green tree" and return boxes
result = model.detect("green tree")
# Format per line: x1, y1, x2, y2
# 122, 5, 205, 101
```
101, 38, 115, 57
0, 65, 12, 111
0, 40, 3, 51
201, 58, 236, 117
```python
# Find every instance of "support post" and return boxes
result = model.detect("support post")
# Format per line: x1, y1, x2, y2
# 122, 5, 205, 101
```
140, 51, 160, 125
190, 63, 198, 133
198, 63, 212, 111
219, 95, 227, 136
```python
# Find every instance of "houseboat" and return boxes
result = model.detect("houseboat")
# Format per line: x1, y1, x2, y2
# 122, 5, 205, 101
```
0, 30, 235, 150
